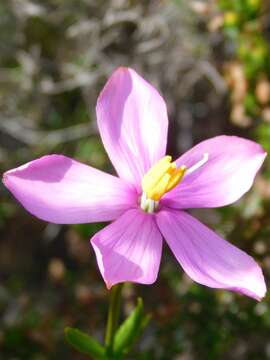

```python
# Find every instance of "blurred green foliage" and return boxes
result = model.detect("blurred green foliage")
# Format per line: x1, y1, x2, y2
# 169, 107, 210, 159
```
219, 0, 270, 125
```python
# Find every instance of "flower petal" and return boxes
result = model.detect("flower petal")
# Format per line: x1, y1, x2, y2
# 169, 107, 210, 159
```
96, 67, 168, 188
91, 209, 163, 288
3, 155, 137, 224
156, 209, 266, 300
162, 136, 266, 209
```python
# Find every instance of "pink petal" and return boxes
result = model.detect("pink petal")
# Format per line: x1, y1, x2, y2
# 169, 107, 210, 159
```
3, 155, 137, 224
91, 209, 163, 288
162, 136, 266, 209
156, 209, 266, 300
96, 67, 168, 188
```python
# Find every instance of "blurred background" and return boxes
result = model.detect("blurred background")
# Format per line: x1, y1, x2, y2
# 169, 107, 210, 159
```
0, 0, 270, 359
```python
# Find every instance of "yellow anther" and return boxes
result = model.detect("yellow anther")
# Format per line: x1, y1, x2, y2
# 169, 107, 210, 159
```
166, 165, 186, 192
142, 156, 186, 201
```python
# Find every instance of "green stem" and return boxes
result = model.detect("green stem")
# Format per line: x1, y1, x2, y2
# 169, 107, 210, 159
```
105, 283, 124, 357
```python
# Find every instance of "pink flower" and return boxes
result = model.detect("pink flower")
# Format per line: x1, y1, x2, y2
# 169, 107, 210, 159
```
2, 67, 267, 300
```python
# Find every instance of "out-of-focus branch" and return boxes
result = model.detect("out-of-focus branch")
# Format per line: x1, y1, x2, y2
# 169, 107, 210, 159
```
0, 118, 97, 147
198, 61, 227, 94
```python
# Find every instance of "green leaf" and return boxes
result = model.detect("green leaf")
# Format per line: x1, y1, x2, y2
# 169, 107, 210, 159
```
113, 298, 151, 357
65, 327, 106, 359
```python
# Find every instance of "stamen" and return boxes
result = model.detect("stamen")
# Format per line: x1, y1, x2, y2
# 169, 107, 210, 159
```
166, 165, 186, 191
142, 156, 172, 192
186, 153, 209, 175
140, 192, 156, 213
141, 191, 147, 204
148, 198, 155, 213
140, 153, 209, 213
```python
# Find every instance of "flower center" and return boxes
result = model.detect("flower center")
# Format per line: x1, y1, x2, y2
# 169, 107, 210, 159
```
140, 153, 208, 213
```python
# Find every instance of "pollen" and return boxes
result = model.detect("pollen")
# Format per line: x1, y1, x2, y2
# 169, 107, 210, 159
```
142, 156, 186, 201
